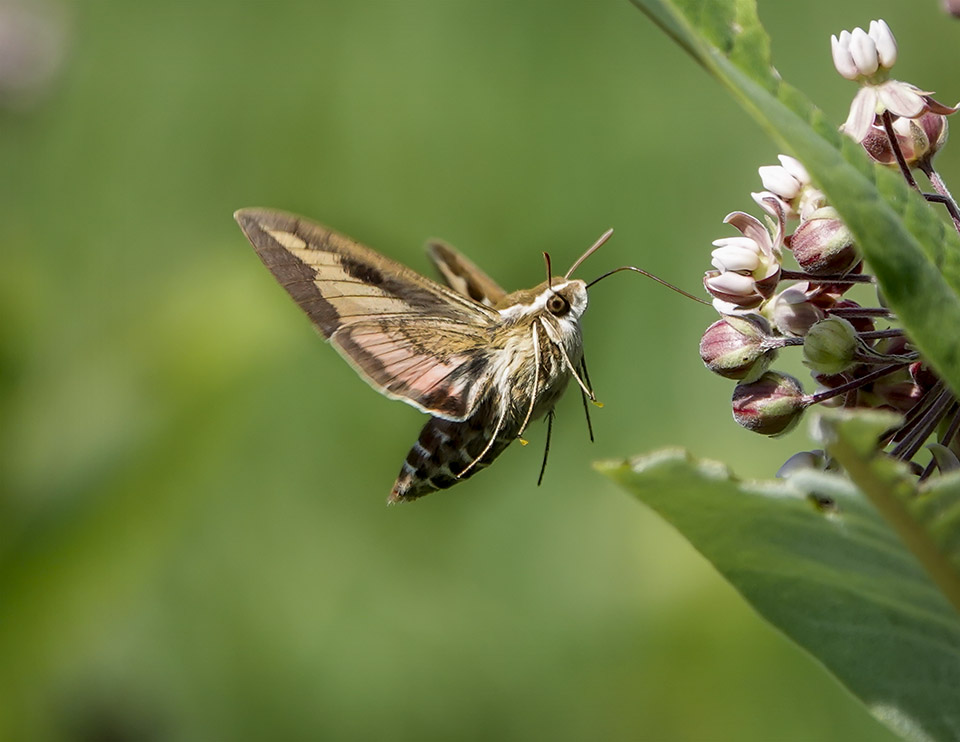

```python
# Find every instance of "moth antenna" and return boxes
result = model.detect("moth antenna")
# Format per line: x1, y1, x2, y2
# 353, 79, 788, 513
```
586, 265, 711, 306
565, 228, 614, 279
537, 410, 555, 486
543, 251, 553, 289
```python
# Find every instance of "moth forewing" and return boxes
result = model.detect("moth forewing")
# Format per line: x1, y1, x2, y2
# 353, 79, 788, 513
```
236, 208, 606, 503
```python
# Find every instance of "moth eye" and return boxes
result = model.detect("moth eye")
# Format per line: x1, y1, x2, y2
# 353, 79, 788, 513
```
546, 294, 570, 316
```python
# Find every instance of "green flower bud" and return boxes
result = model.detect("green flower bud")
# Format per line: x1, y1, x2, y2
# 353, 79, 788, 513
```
803, 317, 859, 375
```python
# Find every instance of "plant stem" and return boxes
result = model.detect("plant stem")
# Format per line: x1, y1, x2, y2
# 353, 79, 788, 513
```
804, 362, 909, 406
780, 270, 874, 283
891, 387, 955, 461
828, 307, 893, 319
920, 161, 960, 235
879, 379, 945, 447
859, 329, 904, 341
881, 110, 920, 189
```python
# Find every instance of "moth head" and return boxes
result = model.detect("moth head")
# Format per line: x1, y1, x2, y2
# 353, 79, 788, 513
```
542, 279, 588, 319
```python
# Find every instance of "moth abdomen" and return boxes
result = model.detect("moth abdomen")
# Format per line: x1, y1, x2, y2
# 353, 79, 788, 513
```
389, 403, 516, 504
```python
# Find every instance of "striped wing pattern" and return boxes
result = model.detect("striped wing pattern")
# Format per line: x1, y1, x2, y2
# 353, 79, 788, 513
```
427, 240, 507, 307
236, 208, 498, 421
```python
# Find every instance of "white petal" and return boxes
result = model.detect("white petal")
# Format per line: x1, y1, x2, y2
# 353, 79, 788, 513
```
891, 116, 914, 136
774, 287, 809, 305
842, 87, 877, 142
711, 298, 753, 316
878, 81, 926, 117
723, 212, 772, 253
798, 189, 827, 221
777, 155, 810, 185
758, 165, 801, 199
711, 236, 760, 253
869, 19, 897, 68
711, 245, 761, 273
831, 34, 859, 80
750, 190, 793, 219
706, 271, 756, 295
849, 28, 879, 77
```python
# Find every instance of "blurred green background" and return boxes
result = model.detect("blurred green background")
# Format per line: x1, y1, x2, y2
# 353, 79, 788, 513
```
2, 1, 956, 740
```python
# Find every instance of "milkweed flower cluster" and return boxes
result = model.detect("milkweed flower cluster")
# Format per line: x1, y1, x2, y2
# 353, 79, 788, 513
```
699, 20, 960, 478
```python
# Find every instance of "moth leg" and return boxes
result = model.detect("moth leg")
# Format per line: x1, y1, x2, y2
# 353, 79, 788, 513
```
537, 409, 555, 486
578, 355, 595, 443
542, 319, 596, 402
457, 401, 507, 479
580, 350, 594, 397
517, 322, 542, 440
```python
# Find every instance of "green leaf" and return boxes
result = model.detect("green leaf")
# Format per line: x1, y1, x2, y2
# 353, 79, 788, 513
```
631, 0, 960, 399
598, 451, 960, 742
815, 409, 960, 614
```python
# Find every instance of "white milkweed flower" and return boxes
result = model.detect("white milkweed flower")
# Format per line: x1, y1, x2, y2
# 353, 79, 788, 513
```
831, 19, 956, 143
754, 155, 825, 221
704, 197, 784, 314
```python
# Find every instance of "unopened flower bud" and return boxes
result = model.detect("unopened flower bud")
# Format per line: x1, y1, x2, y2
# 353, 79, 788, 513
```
862, 112, 949, 166
777, 449, 829, 478
803, 317, 859, 375
765, 287, 824, 337
832, 21, 896, 81
869, 378, 922, 413
789, 207, 859, 276
732, 371, 807, 436
700, 315, 777, 381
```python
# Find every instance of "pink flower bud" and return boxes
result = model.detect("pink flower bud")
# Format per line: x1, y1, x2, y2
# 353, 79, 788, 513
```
700, 315, 777, 381
789, 207, 860, 276
732, 371, 807, 436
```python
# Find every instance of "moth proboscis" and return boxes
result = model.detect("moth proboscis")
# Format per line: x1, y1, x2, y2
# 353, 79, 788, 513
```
235, 208, 697, 503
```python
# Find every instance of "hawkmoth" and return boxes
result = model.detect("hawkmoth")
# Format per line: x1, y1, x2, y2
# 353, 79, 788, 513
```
236, 208, 629, 504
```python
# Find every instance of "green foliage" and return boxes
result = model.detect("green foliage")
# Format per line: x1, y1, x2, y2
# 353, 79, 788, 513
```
598, 450, 960, 742
609, 0, 960, 739
818, 410, 960, 614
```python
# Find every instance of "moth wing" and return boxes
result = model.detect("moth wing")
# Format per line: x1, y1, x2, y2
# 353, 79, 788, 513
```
235, 208, 500, 338
331, 319, 495, 421
235, 208, 499, 420
427, 240, 507, 308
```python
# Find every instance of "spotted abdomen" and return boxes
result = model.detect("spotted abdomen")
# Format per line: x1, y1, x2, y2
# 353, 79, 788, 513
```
389, 399, 517, 503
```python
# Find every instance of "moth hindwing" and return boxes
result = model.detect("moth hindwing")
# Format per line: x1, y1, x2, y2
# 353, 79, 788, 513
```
235, 208, 602, 503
